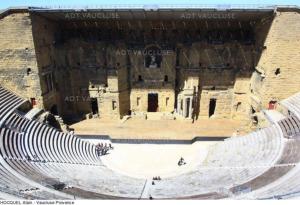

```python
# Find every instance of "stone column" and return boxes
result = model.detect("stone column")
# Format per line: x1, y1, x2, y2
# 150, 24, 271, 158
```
183, 97, 187, 117
189, 97, 193, 119
177, 98, 180, 114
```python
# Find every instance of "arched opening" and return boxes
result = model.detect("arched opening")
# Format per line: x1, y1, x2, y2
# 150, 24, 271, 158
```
46, 114, 61, 131
50, 104, 58, 115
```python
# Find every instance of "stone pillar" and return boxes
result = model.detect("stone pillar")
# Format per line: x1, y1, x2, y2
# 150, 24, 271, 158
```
189, 97, 193, 119
177, 98, 180, 114
183, 97, 187, 117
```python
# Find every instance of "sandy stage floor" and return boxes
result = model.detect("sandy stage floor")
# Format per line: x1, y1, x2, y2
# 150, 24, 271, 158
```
82, 139, 217, 179
71, 118, 246, 140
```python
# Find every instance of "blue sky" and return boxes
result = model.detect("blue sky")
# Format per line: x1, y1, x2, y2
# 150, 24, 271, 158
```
0, 0, 299, 9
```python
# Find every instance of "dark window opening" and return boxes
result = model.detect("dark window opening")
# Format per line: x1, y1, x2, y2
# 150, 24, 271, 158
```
138, 75, 143, 82
253, 116, 258, 124
164, 75, 168, 82
91, 98, 99, 114
112, 100, 117, 110
148, 93, 158, 112
251, 106, 256, 114
26, 68, 31, 75
275, 68, 281, 76
137, 97, 140, 106
209, 99, 216, 118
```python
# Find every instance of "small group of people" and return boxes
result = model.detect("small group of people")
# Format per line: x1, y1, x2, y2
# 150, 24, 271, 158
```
178, 157, 186, 166
96, 142, 113, 156
152, 176, 161, 181
152, 176, 161, 185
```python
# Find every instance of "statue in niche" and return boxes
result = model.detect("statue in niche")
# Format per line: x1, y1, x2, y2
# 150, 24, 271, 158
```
149, 55, 158, 68
144, 45, 162, 68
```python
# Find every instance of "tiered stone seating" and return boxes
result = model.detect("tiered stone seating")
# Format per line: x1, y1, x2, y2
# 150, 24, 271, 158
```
278, 115, 300, 138
1, 114, 146, 199
1, 145, 72, 199
0, 86, 145, 199
1, 85, 300, 199
237, 137, 300, 199
281, 92, 300, 119
0, 86, 26, 126
149, 125, 284, 199
3, 112, 100, 165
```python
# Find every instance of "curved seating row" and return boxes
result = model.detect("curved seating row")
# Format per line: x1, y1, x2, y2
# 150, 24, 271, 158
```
1, 85, 300, 199
0, 86, 145, 199
1, 147, 145, 198
1, 155, 72, 199
3, 112, 100, 165
278, 114, 300, 138
281, 92, 300, 120
148, 124, 284, 199
147, 93, 300, 199
0, 86, 26, 127
236, 92, 300, 199
231, 137, 300, 199
1, 114, 146, 198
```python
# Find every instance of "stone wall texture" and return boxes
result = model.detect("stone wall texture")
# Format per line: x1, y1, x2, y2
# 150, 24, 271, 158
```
0, 12, 42, 106
250, 11, 300, 110
0, 9, 299, 122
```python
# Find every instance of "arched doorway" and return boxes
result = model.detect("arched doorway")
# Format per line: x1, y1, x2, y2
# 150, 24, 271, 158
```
50, 104, 58, 115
